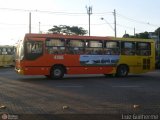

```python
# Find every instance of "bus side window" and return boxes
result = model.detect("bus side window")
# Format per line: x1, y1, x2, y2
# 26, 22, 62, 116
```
67, 40, 85, 54
121, 42, 135, 55
46, 39, 65, 54
136, 42, 151, 56
2, 48, 7, 55
105, 41, 120, 55
85, 40, 103, 55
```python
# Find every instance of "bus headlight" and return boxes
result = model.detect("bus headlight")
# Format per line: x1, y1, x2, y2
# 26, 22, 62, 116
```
15, 68, 24, 75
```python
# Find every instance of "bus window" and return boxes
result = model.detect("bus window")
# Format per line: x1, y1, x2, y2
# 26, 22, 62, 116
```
67, 40, 85, 54
46, 39, 65, 54
25, 41, 43, 60
27, 42, 42, 54
2, 48, 7, 55
104, 41, 120, 55
136, 42, 151, 56
7, 48, 13, 55
121, 42, 135, 55
85, 40, 103, 55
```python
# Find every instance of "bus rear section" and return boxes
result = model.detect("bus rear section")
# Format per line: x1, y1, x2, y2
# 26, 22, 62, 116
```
117, 40, 155, 75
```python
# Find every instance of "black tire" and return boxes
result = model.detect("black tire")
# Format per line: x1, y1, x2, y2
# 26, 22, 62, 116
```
116, 65, 129, 77
50, 66, 64, 79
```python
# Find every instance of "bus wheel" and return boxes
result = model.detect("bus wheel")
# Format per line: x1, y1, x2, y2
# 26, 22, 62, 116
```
51, 66, 64, 79
116, 65, 129, 77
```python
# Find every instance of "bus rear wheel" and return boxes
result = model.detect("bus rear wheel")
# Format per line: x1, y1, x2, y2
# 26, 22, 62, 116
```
116, 65, 129, 77
50, 66, 64, 79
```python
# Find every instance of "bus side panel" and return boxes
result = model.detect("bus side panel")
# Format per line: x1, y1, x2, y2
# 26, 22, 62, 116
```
4, 55, 15, 66
66, 66, 114, 74
22, 54, 116, 75
23, 67, 50, 75
118, 56, 141, 74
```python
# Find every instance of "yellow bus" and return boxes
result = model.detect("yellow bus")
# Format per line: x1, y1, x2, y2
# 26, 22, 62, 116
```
0, 45, 15, 67
15, 34, 155, 79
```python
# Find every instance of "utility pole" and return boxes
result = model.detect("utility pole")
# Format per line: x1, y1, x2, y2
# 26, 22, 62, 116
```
86, 6, 92, 36
113, 9, 117, 38
39, 22, 41, 33
134, 27, 135, 37
158, 31, 160, 58
29, 12, 31, 33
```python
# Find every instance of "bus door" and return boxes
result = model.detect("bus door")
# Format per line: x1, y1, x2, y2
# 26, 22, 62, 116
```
136, 42, 152, 73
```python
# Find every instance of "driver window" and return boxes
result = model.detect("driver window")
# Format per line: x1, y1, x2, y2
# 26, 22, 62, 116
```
26, 41, 43, 54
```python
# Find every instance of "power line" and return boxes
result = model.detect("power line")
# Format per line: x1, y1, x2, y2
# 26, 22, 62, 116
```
117, 13, 159, 27
117, 23, 142, 31
0, 7, 159, 27
0, 7, 159, 35
0, 23, 27, 26
0, 21, 107, 27
0, 7, 112, 16
100, 18, 114, 31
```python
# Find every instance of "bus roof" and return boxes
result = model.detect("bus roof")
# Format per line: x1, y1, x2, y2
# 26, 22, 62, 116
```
25, 33, 112, 41
25, 33, 154, 42
0, 45, 15, 48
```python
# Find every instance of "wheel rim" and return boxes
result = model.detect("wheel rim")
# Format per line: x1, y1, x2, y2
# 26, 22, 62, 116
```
117, 65, 128, 77
54, 69, 61, 77
120, 66, 127, 76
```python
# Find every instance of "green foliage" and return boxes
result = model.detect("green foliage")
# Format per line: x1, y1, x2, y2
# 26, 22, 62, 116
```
48, 25, 87, 35
137, 32, 149, 39
155, 27, 160, 38
123, 31, 149, 39
123, 34, 129, 38
123, 27, 160, 39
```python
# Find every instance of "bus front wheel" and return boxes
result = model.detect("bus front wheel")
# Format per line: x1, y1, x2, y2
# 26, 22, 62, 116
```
116, 65, 129, 77
50, 66, 64, 79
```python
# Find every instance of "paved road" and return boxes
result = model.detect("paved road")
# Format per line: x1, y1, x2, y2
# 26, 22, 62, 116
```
0, 67, 160, 119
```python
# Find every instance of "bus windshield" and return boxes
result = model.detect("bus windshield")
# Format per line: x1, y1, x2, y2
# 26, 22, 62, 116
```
25, 40, 43, 60
16, 40, 24, 60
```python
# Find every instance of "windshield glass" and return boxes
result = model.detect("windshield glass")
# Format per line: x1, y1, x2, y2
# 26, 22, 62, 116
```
25, 41, 43, 60
15, 40, 24, 60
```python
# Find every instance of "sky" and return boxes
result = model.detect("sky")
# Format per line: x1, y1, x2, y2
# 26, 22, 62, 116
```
0, 0, 160, 45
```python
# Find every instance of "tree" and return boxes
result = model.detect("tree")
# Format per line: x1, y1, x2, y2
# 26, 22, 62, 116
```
139, 31, 149, 39
48, 25, 87, 35
122, 31, 149, 39
123, 34, 130, 38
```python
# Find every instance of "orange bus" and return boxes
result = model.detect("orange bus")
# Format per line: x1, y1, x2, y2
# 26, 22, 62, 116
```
15, 33, 155, 79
